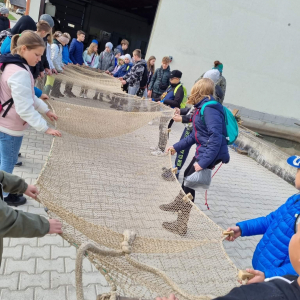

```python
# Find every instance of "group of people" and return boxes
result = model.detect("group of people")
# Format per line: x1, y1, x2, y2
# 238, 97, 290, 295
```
0, 11, 299, 300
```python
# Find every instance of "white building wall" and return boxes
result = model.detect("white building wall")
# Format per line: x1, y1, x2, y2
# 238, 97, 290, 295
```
28, 0, 41, 22
147, 0, 300, 119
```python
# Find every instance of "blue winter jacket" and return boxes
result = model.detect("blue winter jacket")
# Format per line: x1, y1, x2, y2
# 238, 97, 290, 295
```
173, 97, 229, 169
116, 44, 124, 55
1, 36, 11, 55
237, 193, 300, 278
113, 63, 132, 78
69, 38, 84, 65
62, 45, 73, 65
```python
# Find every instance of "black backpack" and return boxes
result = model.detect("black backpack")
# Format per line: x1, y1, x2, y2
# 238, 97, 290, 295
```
140, 64, 148, 88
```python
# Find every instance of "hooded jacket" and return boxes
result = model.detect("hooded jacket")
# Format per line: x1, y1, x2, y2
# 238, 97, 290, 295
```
123, 59, 147, 87
83, 49, 99, 68
149, 66, 171, 96
173, 96, 230, 169
62, 45, 73, 65
113, 62, 132, 78
0, 171, 49, 264
69, 38, 84, 65
237, 193, 300, 278
98, 50, 115, 72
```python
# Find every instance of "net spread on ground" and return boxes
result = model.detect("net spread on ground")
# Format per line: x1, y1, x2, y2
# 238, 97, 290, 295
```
35, 65, 239, 300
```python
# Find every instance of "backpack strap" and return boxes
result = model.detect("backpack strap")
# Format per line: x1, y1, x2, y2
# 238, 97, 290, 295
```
174, 83, 182, 95
1, 62, 28, 118
200, 100, 219, 116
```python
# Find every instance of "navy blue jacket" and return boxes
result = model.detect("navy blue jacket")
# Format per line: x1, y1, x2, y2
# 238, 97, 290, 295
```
69, 38, 84, 65
237, 193, 300, 278
173, 96, 230, 169
116, 44, 124, 55
113, 63, 132, 78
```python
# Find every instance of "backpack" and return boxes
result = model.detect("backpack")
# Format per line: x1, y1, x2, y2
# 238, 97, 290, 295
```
0, 30, 11, 48
140, 64, 148, 88
200, 100, 239, 145
0, 62, 28, 118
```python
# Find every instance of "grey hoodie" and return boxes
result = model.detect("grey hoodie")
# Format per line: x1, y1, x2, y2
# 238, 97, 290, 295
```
98, 50, 115, 72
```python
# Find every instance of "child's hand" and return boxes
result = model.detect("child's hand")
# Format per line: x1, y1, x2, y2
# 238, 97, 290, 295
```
24, 185, 39, 199
39, 71, 45, 79
40, 94, 49, 101
48, 219, 63, 234
174, 107, 180, 115
45, 128, 62, 137
245, 269, 265, 285
46, 111, 58, 121
147, 90, 152, 98
166, 146, 176, 155
194, 162, 203, 172
173, 115, 182, 123
121, 80, 127, 85
52, 68, 58, 74
225, 226, 241, 241
45, 68, 51, 75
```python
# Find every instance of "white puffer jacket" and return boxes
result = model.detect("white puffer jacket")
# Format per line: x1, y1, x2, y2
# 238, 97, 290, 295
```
51, 41, 64, 72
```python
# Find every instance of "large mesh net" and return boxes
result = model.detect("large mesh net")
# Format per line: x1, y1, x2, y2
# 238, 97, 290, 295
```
35, 65, 239, 300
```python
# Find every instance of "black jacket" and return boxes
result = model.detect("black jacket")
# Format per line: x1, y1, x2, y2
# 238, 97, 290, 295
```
11, 15, 36, 35
214, 276, 300, 300
0, 16, 9, 32
149, 66, 171, 96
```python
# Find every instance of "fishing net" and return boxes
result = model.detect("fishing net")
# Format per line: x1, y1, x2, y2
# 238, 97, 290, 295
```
35, 65, 239, 300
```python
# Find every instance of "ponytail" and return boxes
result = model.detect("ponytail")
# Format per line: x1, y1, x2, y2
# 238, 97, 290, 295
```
11, 30, 45, 55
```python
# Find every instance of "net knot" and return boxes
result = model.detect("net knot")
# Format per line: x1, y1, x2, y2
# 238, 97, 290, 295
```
120, 230, 136, 254
96, 291, 117, 300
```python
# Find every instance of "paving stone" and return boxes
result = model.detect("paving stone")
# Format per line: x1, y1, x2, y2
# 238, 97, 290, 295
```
36, 258, 65, 273
0, 287, 34, 299
19, 272, 50, 289
2, 245, 23, 260
0, 273, 19, 289
22, 245, 51, 260
35, 286, 66, 300
66, 285, 97, 300
51, 246, 77, 259
5, 258, 36, 275
51, 271, 75, 288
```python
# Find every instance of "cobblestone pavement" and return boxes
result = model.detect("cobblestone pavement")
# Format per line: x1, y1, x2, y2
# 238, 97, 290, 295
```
0, 121, 297, 299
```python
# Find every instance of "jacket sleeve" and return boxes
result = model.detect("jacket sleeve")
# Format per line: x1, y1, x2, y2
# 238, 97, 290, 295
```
33, 96, 50, 114
113, 66, 123, 78
173, 130, 196, 153
51, 44, 62, 72
69, 40, 77, 64
148, 69, 157, 90
264, 262, 297, 278
1, 36, 11, 54
97, 53, 102, 70
164, 85, 184, 108
197, 107, 223, 169
7, 70, 49, 133
0, 171, 27, 194
236, 198, 290, 237
107, 55, 115, 72
82, 50, 88, 66
46, 44, 54, 70
34, 87, 42, 98
41, 46, 49, 70
182, 114, 192, 123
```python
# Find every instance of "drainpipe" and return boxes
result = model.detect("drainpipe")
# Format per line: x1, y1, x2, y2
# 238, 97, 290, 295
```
25, 0, 31, 15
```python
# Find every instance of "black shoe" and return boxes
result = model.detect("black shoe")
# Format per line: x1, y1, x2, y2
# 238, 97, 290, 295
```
4, 194, 27, 207
18, 153, 21, 157
15, 162, 22, 167
58, 91, 65, 97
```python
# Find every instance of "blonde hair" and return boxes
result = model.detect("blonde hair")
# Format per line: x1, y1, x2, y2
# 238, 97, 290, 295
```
87, 42, 98, 55
11, 30, 45, 55
187, 78, 215, 105
133, 49, 141, 58
36, 20, 51, 33
162, 56, 170, 64
63, 32, 71, 40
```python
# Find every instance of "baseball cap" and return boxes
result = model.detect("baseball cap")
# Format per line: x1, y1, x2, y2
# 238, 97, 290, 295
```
169, 70, 182, 79
287, 155, 300, 168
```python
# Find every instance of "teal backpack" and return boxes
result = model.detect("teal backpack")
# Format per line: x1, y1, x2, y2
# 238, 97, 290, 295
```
200, 101, 239, 145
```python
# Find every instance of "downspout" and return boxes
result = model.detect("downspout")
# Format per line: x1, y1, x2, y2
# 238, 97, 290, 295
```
25, 0, 31, 15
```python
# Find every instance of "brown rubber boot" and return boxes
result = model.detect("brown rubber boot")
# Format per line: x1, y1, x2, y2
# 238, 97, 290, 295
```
159, 191, 192, 212
162, 201, 193, 236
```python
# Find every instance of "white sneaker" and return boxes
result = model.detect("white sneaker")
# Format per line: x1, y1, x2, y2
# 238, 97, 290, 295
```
83, 93, 88, 99
79, 93, 84, 98
150, 146, 159, 151
151, 149, 167, 157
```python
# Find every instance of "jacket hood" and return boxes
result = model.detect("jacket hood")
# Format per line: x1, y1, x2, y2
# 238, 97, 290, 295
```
11, 15, 36, 35
0, 54, 28, 71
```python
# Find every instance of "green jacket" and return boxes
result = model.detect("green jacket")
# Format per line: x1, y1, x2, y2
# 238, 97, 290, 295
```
0, 171, 49, 264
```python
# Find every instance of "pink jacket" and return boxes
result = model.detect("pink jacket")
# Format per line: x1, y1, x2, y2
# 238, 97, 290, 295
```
0, 63, 49, 136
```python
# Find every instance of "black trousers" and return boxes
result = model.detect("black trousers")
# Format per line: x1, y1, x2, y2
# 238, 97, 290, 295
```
182, 157, 196, 202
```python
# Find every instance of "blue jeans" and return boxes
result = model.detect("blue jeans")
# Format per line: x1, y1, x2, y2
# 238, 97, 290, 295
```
128, 85, 140, 96
0, 132, 23, 196
174, 127, 192, 177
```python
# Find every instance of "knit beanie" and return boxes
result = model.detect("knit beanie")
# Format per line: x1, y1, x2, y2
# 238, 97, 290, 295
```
203, 69, 220, 84
119, 55, 125, 61
39, 14, 54, 27
124, 54, 131, 62
213, 63, 223, 73
92, 39, 98, 45
105, 42, 113, 50
114, 48, 121, 56
0, 7, 9, 15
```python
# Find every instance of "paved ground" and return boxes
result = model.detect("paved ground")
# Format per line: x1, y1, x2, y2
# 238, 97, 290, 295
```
0, 120, 297, 299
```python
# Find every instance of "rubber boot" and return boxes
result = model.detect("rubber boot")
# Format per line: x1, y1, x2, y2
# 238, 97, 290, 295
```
159, 191, 186, 212
162, 201, 192, 236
